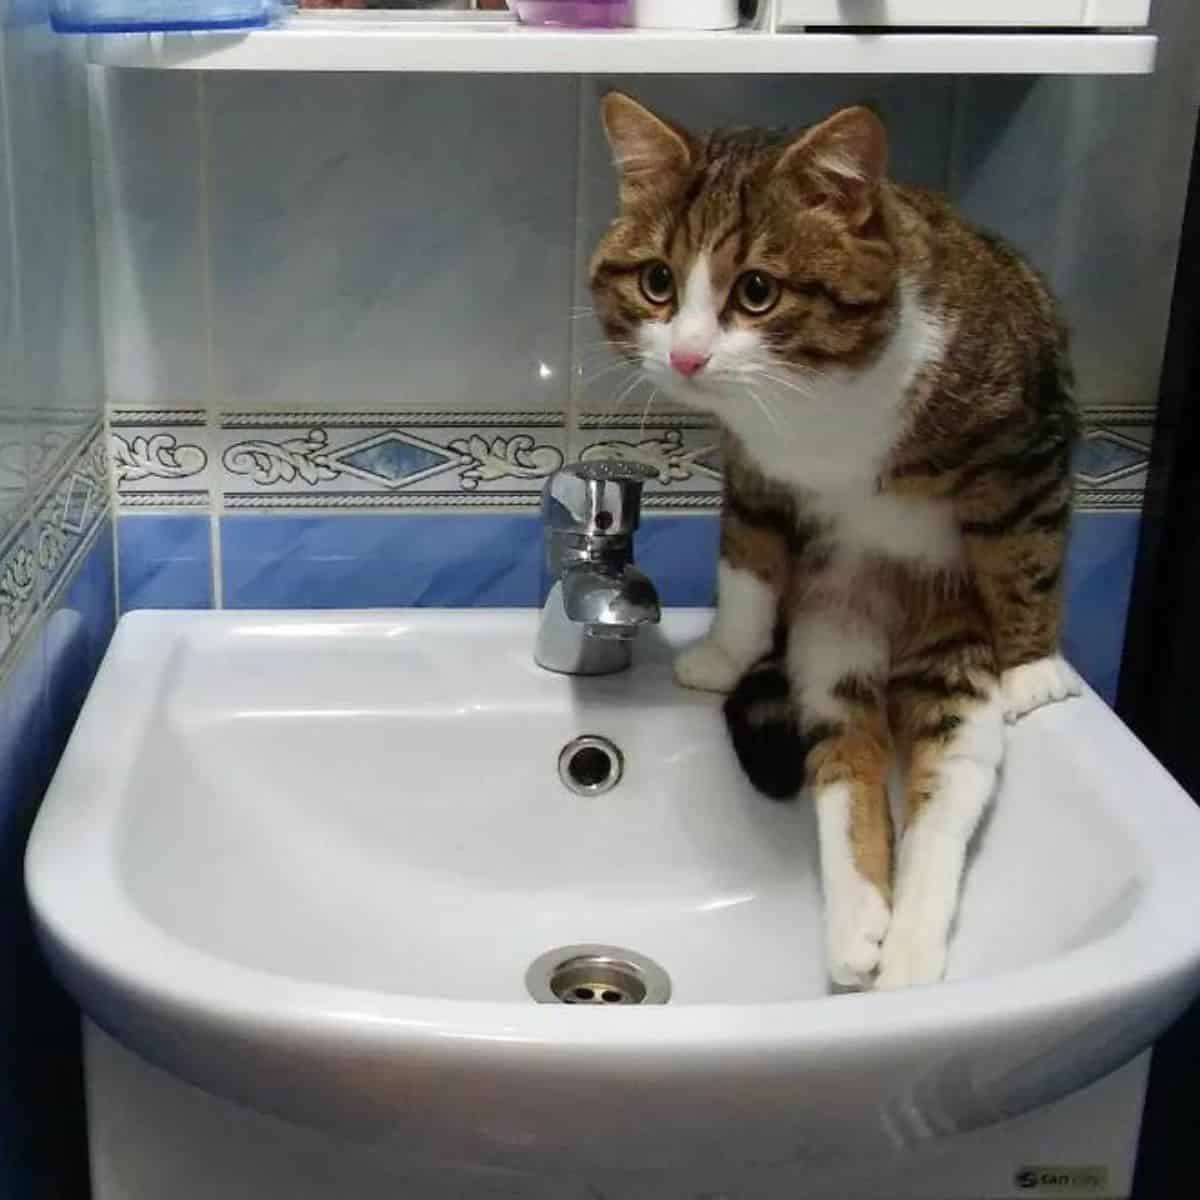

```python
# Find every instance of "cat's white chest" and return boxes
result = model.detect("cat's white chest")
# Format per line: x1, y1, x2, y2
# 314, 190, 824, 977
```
815, 486, 962, 573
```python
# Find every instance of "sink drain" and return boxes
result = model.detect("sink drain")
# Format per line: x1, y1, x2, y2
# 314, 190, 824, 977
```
526, 944, 671, 1005
558, 735, 623, 797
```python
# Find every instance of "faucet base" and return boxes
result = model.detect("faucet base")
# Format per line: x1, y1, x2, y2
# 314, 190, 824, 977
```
534, 583, 633, 676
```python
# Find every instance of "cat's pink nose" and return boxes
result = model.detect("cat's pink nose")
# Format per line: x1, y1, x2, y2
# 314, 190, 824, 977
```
670, 349, 710, 378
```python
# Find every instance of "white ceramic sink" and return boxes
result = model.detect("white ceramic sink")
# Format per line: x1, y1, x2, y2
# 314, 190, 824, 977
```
25, 610, 1200, 1173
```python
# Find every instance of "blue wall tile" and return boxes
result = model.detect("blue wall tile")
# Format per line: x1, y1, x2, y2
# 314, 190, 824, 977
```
118, 514, 212, 611
638, 515, 720, 607
637, 511, 1138, 703
1063, 511, 1141, 706
1, 526, 114, 1198
638, 512, 1137, 704
221, 514, 543, 609
214, 509, 1137, 704
46, 526, 116, 764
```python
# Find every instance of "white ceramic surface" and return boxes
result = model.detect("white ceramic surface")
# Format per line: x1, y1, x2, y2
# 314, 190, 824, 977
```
85, 17, 1157, 74
26, 609, 1200, 1171
2, 14, 100, 480
204, 74, 575, 413
91, 71, 209, 409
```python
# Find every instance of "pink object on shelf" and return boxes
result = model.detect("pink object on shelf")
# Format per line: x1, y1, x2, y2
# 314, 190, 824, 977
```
512, 1, 631, 27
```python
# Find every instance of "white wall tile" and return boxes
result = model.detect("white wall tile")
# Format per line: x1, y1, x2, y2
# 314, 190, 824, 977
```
90, 70, 208, 410
949, 0, 1200, 413
0, 46, 23, 534
571, 76, 958, 424
204, 74, 577, 414
2, 14, 102, 483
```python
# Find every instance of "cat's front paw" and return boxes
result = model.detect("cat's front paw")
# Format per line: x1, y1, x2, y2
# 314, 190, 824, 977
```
825, 878, 891, 990
875, 923, 948, 991
674, 639, 742, 694
1000, 654, 1081, 724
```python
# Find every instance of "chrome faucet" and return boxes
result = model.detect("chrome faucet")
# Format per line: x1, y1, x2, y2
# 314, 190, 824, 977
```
535, 460, 662, 676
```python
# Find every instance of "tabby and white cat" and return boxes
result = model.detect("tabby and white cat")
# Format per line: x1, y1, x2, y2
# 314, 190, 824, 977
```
590, 93, 1080, 991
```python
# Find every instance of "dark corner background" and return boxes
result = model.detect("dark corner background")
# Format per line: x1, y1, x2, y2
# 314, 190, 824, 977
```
1119, 111, 1200, 1199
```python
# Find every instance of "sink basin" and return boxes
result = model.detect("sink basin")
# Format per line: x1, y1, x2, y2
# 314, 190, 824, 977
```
25, 609, 1200, 1174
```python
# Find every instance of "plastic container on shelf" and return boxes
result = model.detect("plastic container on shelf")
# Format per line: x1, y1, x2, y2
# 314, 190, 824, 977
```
510, 1, 630, 27
50, 0, 277, 31
297, 2, 471, 8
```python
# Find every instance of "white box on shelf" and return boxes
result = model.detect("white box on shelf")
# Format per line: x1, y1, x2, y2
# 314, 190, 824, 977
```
775, 0, 1151, 28
632, 0, 740, 29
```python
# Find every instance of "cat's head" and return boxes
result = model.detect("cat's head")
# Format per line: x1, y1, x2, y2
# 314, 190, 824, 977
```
589, 94, 901, 419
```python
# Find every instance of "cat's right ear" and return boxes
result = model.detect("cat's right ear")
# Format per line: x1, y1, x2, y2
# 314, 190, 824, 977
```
601, 92, 694, 201
775, 106, 887, 228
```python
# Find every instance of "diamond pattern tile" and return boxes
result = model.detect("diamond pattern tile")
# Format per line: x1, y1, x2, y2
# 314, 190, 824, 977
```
1073, 431, 1149, 483
328, 432, 460, 490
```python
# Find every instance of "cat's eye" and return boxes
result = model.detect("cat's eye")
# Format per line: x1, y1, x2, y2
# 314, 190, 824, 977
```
639, 261, 675, 305
734, 270, 780, 316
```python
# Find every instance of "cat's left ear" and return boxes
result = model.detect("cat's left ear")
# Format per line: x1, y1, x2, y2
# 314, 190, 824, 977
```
775, 106, 887, 227
601, 91, 696, 201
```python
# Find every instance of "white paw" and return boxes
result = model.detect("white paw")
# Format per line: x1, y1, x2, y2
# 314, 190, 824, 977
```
1000, 654, 1082, 724
674, 639, 742, 694
825, 878, 891, 989
875, 924, 948, 991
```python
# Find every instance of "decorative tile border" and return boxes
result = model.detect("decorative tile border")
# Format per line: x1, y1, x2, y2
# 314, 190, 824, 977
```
0, 420, 110, 684
111, 409, 209, 510
218, 411, 566, 510
577, 412, 723, 511
111, 408, 568, 513
1073, 406, 1154, 512
107, 404, 1154, 516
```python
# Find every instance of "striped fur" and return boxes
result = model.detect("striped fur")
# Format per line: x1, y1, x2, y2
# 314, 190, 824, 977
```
590, 94, 1079, 990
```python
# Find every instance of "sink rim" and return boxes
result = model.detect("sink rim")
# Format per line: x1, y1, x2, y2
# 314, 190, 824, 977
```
25, 608, 1200, 1060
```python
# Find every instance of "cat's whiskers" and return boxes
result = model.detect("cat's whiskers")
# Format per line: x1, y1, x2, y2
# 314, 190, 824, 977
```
749, 369, 822, 402
637, 385, 661, 438
610, 370, 650, 418
744, 384, 784, 438
576, 358, 641, 390
575, 341, 639, 368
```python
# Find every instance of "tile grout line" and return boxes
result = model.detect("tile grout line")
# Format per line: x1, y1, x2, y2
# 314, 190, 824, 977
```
565, 73, 587, 465
0, 33, 29, 549
86, 73, 123, 622
195, 73, 224, 610
104, 406, 122, 618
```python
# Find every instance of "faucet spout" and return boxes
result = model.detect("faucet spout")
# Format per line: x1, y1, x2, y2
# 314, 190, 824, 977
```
534, 460, 662, 676
561, 563, 661, 632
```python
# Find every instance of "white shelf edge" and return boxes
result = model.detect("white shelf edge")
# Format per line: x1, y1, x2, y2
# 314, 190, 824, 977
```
85, 21, 1158, 75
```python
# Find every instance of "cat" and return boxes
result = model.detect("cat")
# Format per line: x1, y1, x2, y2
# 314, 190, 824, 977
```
589, 93, 1080, 991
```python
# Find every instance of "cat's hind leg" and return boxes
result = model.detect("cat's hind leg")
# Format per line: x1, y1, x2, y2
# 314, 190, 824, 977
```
877, 608, 1003, 990
675, 506, 788, 694
787, 611, 893, 989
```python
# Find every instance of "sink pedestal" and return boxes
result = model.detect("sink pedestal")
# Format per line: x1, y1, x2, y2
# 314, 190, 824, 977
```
27, 612, 1200, 1200
87, 1022, 1148, 1200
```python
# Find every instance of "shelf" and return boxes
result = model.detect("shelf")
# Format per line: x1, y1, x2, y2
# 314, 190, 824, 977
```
86, 12, 1157, 74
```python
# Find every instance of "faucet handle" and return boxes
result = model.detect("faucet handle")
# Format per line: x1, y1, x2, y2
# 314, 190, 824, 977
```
543, 458, 657, 538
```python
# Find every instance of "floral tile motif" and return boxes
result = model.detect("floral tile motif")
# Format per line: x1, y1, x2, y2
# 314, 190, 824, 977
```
1, 421, 110, 683
576, 412, 722, 511
0, 525, 38, 670
111, 409, 209, 511
216, 411, 567, 510
106, 404, 1153, 517
582, 406, 1153, 515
